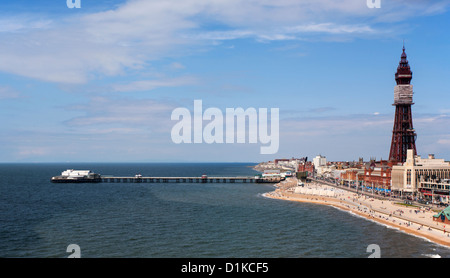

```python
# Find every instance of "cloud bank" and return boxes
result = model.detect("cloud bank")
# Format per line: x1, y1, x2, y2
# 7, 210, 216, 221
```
0, 0, 447, 85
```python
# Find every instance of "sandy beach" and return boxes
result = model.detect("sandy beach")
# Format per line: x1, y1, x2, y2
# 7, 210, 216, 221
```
264, 177, 450, 249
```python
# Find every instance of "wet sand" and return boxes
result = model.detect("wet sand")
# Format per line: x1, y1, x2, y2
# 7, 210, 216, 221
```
264, 177, 450, 248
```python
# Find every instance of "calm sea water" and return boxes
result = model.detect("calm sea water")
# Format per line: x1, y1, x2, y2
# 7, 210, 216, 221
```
1, 162, 449, 258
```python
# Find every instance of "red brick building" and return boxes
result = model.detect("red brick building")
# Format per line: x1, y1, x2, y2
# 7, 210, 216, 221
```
364, 160, 393, 190
341, 169, 364, 182
298, 162, 314, 173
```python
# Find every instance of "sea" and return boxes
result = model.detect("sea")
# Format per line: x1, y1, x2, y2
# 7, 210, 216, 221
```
1, 162, 450, 258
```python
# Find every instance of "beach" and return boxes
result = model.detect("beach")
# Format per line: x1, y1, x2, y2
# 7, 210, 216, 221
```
264, 177, 450, 249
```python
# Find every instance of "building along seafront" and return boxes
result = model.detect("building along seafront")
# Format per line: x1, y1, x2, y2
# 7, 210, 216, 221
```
332, 152, 450, 204
391, 149, 450, 203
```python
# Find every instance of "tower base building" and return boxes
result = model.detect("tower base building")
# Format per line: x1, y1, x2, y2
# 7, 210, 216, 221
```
391, 150, 450, 202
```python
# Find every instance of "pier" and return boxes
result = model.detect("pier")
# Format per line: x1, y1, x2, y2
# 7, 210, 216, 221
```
51, 169, 284, 184
101, 176, 283, 183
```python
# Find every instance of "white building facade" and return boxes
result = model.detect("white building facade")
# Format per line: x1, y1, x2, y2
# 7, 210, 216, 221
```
391, 150, 450, 202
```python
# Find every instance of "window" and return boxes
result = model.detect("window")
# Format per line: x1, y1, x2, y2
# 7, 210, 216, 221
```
407, 170, 411, 185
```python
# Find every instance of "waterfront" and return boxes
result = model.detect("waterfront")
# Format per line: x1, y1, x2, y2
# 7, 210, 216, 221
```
1, 163, 450, 257
265, 177, 450, 249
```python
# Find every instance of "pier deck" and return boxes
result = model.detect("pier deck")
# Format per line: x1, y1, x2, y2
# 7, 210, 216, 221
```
101, 176, 282, 183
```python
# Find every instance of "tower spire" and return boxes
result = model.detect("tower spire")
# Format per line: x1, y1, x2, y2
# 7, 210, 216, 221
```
395, 45, 412, 85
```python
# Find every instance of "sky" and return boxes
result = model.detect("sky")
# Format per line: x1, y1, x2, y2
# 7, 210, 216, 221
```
0, 0, 449, 163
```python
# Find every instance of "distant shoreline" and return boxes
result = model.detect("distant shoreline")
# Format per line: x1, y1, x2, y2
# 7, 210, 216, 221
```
251, 162, 294, 173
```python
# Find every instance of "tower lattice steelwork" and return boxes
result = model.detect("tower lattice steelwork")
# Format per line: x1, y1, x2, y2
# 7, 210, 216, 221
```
389, 46, 417, 163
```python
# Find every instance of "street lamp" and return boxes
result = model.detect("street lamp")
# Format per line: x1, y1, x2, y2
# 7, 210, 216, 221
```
432, 188, 434, 208
372, 182, 374, 197
356, 173, 359, 194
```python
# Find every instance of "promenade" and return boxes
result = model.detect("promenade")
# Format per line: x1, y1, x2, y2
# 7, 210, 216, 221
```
264, 177, 450, 248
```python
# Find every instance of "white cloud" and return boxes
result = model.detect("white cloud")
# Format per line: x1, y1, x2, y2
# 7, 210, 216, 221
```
111, 76, 198, 92
64, 97, 177, 129
17, 147, 48, 158
0, 16, 52, 33
168, 62, 186, 70
287, 23, 376, 34
282, 113, 392, 136
277, 111, 450, 161
438, 139, 450, 145
0, 86, 21, 100
0, 0, 447, 84
189, 22, 377, 43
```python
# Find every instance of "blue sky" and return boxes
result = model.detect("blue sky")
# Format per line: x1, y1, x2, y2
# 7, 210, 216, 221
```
0, 0, 449, 162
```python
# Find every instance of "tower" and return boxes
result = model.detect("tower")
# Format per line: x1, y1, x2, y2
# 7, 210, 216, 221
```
389, 46, 417, 163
